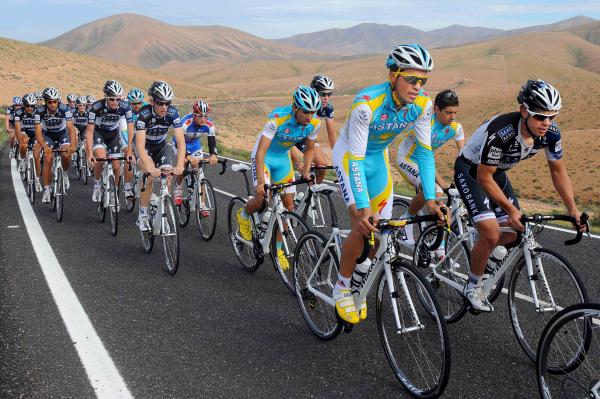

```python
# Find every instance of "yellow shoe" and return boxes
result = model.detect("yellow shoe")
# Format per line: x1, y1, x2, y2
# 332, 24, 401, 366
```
236, 208, 252, 241
277, 248, 290, 271
359, 299, 367, 320
334, 286, 359, 324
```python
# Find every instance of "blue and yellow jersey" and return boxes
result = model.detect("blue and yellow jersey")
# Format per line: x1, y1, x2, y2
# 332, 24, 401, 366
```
397, 116, 464, 162
253, 105, 320, 155
336, 82, 437, 205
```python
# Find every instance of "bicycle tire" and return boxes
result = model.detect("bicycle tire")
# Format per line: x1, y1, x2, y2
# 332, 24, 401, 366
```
293, 231, 342, 340
56, 170, 64, 222
227, 197, 260, 272
161, 196, 180, 276
536, 303, 598, 398
508, 247, 589, 365
97, 183, 106, 223
74, 151, 82, 181
27, 157, 35, 204
140, 202, 154, 254
125, 167, 137, 213
376, 261, 451, 398
196, 178, 217, 241
270, 210, 309, 294
109, 175, 119, 236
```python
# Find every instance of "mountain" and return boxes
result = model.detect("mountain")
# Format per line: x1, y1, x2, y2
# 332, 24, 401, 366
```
570, 21, 600, 46
40, 13, 319, 69
0, 36, 223, 104
277, 15, 597, 55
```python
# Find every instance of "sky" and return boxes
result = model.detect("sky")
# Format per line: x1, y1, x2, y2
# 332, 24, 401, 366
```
1, 0, 599, 43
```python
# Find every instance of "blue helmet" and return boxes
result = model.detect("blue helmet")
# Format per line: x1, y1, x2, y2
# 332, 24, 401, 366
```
127, 88, 144, 102
386, 44, 434, 72
12, 96, 22, 105
292, 85, 321, 112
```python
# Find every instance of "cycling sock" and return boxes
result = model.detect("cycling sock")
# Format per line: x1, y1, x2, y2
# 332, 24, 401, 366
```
94, 179, 100, 187
337, 273, 351, 288
44, 185, 51, 192
139, 207, 148, 217
466, 272, 482, 290
124, 182, 131, 190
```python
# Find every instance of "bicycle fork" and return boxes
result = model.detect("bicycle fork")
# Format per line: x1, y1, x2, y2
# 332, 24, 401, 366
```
523, 245, 557, 313
383, 254, 424, 334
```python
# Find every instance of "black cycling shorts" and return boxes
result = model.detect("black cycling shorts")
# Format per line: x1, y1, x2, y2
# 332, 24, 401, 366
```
144, 142, 175, 169
92, 129, 122, 155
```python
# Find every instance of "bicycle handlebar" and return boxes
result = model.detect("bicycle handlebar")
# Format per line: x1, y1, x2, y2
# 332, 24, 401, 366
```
140, 170, 173, 192
265, 175, 314, 193
522, 212, 589, 246
356, 212, 448, 264
310, 165, 334, 171
94, 156, 126, 162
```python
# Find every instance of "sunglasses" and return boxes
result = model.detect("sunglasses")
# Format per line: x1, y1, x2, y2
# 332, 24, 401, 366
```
319, 92, 333, 97
526, 109, 558, 121
130, 102, 142, 106
194, 113, 208, 118
154, 100, 171, 107
46, 100, 58, 104
394, 71, 428, 86
107, 97, 121, 102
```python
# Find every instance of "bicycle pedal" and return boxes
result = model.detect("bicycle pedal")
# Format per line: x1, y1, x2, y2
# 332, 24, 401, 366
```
342, 323, 354, 333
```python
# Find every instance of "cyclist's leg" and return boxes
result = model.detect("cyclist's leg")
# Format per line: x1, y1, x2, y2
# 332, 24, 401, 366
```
92, 130, 108, 182
18, 132, 29, 159
244, 153, 270, 214
312, 144, 327, 183
41, 134, 56, 187
106, 135, 123, 187
33, 141, 42, 179
58, 132, 71, 171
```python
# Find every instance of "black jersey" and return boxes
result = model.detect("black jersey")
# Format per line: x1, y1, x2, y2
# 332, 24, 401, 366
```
88, 100, 132, 135
34, 104, 73, 136
14, 108, 37, 137
135, 104, 182, 144
72, 111, 88, 134
459, 112, 562, 171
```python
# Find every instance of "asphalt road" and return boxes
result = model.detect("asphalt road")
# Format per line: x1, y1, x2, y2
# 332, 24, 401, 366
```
1, 147, 598, 398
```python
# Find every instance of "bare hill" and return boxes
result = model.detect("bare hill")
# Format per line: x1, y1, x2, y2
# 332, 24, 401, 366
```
0, 37, 225, 104
40, 13, 320, 69
570, 21, 600, 46
278, 16, 597, 55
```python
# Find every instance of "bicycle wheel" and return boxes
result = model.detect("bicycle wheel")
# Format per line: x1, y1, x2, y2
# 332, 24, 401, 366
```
413, 224, 470, 324
19, 160, 27, 181
293, 231, 342, 340
536, 303, 598, 398
140, 206, 154, 254
376, 261, 451, 398
161, 196, 180, 276
227, 197, 260, 272
27, 158, 35, 204
56, 171, 64, 222
74, 151, 82, 180
391, 198, 422, 262
270, 210, 309, 294
97, 184, 106, 223
125, 168, 137, 213
108, 175, 119, 236
81, 148, 88, 185
508, 248, 589, 364
196, 178, 217, 241
301, 191, 335, 236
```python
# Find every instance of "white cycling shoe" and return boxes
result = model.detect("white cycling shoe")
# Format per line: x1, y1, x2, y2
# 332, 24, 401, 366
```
464, 285, 493, 312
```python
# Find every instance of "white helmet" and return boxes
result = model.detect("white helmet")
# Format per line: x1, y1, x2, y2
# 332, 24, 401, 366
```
310, 75, 335, 92
517, 79, 561, 112
103, 80, 124, 97
149, 81, 174, 101
386, 44, 434, 72
76, 96, 88, 105
67, 93, 77, 102
43, 87, 61, 101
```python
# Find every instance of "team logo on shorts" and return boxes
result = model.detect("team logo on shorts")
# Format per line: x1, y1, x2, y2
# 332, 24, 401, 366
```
381, 114, 388, 121
284, 128, 291, 133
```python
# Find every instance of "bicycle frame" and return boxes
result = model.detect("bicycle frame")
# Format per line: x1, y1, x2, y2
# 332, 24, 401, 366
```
100, 156, 122, 209
149, 175, 176, 236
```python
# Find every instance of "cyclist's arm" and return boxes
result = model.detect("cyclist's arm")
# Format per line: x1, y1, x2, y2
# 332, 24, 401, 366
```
66, 119, 77, 151
255, 135, 271, 188
302, 138, 316, 180
5, 111, 11, 132
412, 100, 436, 201
324, 118, 336, 148
34, 116, 47, 151
13, 120, 21, 136
346, 104, 371, 210
547, 159, 579, 219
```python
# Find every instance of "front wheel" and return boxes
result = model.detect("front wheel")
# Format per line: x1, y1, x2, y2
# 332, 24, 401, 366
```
270, 210, 309, 294
27, 157, 35, 204
227, 197, 260, 272
97, 184, 106, 223
536, 303, 597, 398
293, 231, 342, 340
108, 175, 119, 236
376, 262, 451, 398
161, 196, 180, 276
55, 171, 64, 222
196, 178, 217, 241
508, 248, 589, 365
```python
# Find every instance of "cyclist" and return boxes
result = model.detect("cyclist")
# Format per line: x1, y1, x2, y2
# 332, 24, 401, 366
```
455, 79, 582, 312
119, 87, 147, 198
14, 94, 40, 183
86, 95, 96, 112
6, 96, 22, 159
135, 80, 186, 231
34, 87, 77, 203
396, 89, 465, 248
86, 80, 134, 202
236, 86, 321, 270
331, 44, 444, 324
66, 93, 77, 113
172, 99, 218, 206
290, 75, 336, 183
73, 96, 89, 143
34, 91, 44, 107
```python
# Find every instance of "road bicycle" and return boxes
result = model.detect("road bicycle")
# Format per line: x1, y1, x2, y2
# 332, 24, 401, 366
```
414, 212, 590, 364
48, 149, 68, 222
293, 215, 450, 398
139, 170, 180, 276
24, 141, 38, 204
95, 155, 125, 236
72, 139, 89, 184
227, 162, 310, 294
294, 165, 337, 236
177, 158, 227, 241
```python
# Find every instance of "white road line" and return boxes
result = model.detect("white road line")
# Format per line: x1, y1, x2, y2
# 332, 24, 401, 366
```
10, 160, 133, 399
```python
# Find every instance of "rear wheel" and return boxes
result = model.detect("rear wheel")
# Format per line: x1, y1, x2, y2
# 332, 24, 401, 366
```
270, 211, 309, 294
161, 196, 180, 275
109, 175, 119, 236
391, 198, 423, 262
196, 178, 217, 241
176, 174, 191, 227
125, 167, 137, 213
301, 191, 335, 237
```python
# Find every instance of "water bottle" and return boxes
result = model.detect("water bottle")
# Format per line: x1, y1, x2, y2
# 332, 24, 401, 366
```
261, 206, 272, 230
149, 193, 159, 218
293, 191, 305, 208
350, 259, 372, 294
485, 246, 507, 274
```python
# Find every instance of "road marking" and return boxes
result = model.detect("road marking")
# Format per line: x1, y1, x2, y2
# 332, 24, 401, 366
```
10, 159, 133, 399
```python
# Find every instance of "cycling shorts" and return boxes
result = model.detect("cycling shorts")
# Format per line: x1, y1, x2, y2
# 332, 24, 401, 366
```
43, 131, 70, 149
176, 140, 203, 159
92, 129, 122, 155
454, 156, 520, 224
332, 145, 393, 219
251, 151, 296, 194
396, 154, 442, 194
144, 142, 175, 169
